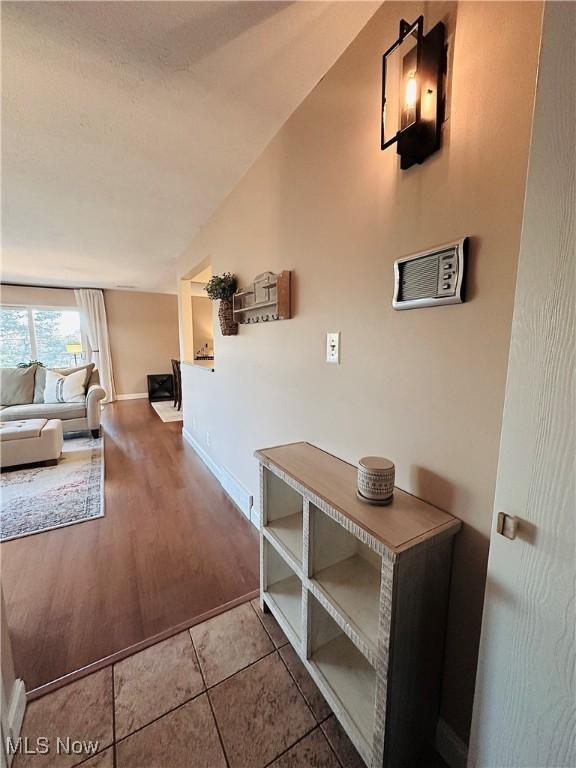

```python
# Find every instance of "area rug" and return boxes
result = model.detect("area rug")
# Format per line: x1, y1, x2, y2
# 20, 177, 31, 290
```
0, 435, 104, 542
151, 401, 183, 423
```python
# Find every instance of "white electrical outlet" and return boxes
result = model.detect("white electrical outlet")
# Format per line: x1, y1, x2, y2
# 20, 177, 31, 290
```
326, 332, 340, 364
206, 431, 211, 447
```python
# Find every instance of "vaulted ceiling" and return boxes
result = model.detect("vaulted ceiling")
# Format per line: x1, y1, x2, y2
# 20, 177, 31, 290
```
2, 1, 379, 293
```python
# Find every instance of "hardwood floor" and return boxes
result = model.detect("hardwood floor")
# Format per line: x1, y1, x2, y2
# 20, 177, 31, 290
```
1, 400, 259, 692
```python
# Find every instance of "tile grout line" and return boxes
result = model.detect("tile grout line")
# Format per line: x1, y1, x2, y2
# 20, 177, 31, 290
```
248, 599, 289, 649
251, 598, 331, 728
198, 641, 325, 768
67, 609, 335, 766
251, 601, 349, 768
109, 644, 322, 761
37, 622, 346, 768
110, 644, 281, 749
258, 712, 349, 768
244, 607, 336, 768
276, 646, 327, 725
113, 691, 206, 748
261, 723, 321, 768
88, 622, 278, 749
199, 600, 336, 767
67, 669, 117, 768
188, 630, 231, 768
318, 720, 349, 768
200, 645, 340, 768
206, 689, 231, 768
109, 633, 212, 749
205, 646, 279, 692
280, 661, 329, 740
273, 645, 348, 768
49, 610, 339, 768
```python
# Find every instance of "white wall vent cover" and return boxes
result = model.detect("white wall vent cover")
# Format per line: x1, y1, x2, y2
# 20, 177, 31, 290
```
393, 237, 469, 310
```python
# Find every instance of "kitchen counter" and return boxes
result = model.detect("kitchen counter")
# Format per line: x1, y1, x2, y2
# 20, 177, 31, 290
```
182, 359, 215, 372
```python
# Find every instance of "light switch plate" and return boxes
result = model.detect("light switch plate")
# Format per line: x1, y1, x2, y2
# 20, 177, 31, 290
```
326, 332, 340, 364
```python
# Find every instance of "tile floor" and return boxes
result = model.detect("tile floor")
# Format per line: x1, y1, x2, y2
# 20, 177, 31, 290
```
13, 599, 367, 768
13, 598, 448, 768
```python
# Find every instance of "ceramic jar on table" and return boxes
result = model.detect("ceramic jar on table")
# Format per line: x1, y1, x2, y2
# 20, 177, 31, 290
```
357, 456, 395, 505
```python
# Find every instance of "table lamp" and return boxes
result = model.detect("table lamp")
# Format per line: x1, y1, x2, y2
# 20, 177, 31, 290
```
66, 343, 82, 365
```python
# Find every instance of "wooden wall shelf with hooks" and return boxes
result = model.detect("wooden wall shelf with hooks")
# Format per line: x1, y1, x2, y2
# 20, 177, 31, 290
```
232, 271, 291, 324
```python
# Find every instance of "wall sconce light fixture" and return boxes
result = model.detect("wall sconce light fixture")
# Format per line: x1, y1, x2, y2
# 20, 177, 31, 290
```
381, 16, 446, 170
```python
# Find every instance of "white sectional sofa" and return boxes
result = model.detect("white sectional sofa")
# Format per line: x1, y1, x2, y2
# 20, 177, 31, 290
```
0, 364, 106, 437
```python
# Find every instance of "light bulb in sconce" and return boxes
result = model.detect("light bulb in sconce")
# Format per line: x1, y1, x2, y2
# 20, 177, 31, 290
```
404, 70, 417, 109
401, 70, 418, 129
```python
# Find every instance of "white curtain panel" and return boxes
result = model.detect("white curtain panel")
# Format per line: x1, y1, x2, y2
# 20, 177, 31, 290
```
74, 288, 116, 403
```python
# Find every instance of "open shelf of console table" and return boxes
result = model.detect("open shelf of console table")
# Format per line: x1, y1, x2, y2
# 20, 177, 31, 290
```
255, 442, 461, 768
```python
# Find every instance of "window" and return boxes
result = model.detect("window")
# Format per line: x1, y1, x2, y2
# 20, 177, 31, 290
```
0, 306, 83, 368
0, 308, 31, 366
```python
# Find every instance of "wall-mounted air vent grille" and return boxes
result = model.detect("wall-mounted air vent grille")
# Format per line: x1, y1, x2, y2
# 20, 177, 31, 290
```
393, 238, 468, 310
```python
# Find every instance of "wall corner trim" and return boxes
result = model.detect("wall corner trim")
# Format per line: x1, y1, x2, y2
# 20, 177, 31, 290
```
115, 393, 149, 401
435, 717, 468, 768
182, 428, 254, 522
4, 678, 26, 765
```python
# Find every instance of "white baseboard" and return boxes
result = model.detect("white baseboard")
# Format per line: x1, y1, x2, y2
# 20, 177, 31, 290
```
116, 393, 148, 401
435, 717, 468, 768
182, 428, 221, 479
182, 428, 254, 522
4, 679, 26, 765
220, 467, 253, 520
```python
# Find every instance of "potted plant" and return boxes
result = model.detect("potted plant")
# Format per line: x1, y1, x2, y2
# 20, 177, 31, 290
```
205, 272, 238, 336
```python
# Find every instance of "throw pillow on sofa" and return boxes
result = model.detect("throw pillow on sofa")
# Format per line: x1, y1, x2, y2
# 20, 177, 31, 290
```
0, 366, 37, 406
44, 368, 86, 404
34, 363, 95, 404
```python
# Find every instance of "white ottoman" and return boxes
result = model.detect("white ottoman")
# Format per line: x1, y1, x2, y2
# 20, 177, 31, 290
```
0, 419, 64, 469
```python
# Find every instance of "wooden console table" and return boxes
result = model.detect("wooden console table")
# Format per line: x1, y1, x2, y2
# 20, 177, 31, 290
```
255, 441, 461, 768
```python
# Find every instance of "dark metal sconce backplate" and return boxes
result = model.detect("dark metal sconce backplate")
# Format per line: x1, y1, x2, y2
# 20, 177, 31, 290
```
381, 17, 447, 170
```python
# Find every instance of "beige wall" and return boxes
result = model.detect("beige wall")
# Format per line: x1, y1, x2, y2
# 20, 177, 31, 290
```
105, 290, 179, 395
1, 284, 76, 307
0, 284, 180, 397
176, 1, 542, 743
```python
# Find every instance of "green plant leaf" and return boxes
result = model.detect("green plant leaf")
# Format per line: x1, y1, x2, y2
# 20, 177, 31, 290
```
205, 272, 237, 300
